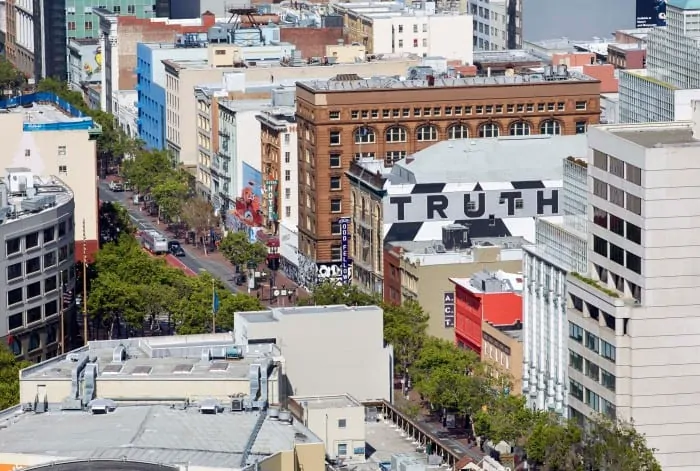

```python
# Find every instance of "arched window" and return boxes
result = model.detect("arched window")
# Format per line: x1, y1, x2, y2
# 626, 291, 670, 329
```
46, 325, 57, 344
9, 336, 21, 356
478, 122, 500, 138
354, 127, 376, 144
540, 120, 562, 135
29, 332, 40, 351
385, 126, 407, 143
509, 121, 531, 136
416, 124, 438, 142
448, 124, 468, 140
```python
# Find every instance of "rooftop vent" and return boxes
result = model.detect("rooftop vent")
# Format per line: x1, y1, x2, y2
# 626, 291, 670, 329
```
210, 361, 230, 372
88, 398, 117, 415
102, 364, 123, 374
232, 396, 245, 411
199, 398, 221, 415
112, 344, 127, 363
269, 406, 280, 420
173, 364, 194, 374
131, 366, 152, 376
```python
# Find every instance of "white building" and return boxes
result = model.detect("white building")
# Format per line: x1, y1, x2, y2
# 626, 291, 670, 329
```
111, 90, 138, 139
330, 1, 474, 63
522, 157, 588, 414
468, 0, 522, 51
619, 0, 700, 123
567, 105, 700, 470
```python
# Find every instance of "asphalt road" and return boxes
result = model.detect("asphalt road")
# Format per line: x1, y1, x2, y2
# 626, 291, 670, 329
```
98, 182, 238, 291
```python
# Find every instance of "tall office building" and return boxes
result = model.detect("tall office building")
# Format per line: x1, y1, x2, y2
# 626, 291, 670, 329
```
619, 0, 700, 123
522, 156, 588, 414
567, 106, 700, 470
468, 0, 522, 51
66, 0, 155, 39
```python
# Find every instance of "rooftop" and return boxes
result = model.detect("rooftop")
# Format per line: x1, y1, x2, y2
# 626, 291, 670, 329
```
450, 270, 524, 294
608, 42, 646, 50
0, 92, 97, 132
301, 70, 596, 92
0, 169, 73, 226
0, 404, 320, 468
21, 334, 281, 381
389, 236, 526, 266
388, 134, 589, 184
292, 394, 362, 410
668, 0, 700, 10
473, 49, 544, 64
237, 305, 380, 324
608, 123, 699, 148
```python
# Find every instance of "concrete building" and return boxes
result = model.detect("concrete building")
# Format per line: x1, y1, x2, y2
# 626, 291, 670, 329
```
234, 305, 393, 402
384, 239, 525, 340
472, 50, 545, 74
468, 0, 522, 51
607, 43, 647, 70
112, 90, 138, 139
565, 109, 700, 470
67, 38, 102, 92
68, 0, 156, 40
481, 321, 523, 394
522, 156, 588, 415
330, 1, 474, 63
0, 169, 75, 363
289, 394, 366, 462
0, 93, 100, 261
619, 0, 700, 123
297, 71, 600, 277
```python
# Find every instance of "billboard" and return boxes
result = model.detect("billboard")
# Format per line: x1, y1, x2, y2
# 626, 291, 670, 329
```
69, 42, 103, 84
636, 0, 666, 28
339, 217, 351, 284
234, 163, 264, 228
384, 188, 561, 224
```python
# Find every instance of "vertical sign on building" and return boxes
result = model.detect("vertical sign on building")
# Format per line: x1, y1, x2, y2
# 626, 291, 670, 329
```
339, 217, 351, 285
443, 292, 455, 327
265, 180, 278, 223
636, 0, 666, 28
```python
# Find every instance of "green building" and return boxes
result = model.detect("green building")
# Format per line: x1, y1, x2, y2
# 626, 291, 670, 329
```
66, 0, 156, 39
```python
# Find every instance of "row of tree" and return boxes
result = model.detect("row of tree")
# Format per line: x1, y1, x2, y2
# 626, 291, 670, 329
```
302, 283, 660, 471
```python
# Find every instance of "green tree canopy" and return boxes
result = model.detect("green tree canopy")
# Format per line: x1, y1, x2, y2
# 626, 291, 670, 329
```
0, 346, 30, 410
219, 231, 268, 269
297, 281, 380, 306
122, 149, 174, 194
151, 175, 188, 222
180, 196, 217, 250
383, 299, 428, 382
0, 58, 25, 91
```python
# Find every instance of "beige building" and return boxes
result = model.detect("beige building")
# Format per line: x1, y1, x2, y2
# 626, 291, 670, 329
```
326, 44, 366, 63
289, 394, 366, 462
384, 241, 525, 340
481, 321, 524, 395
0, 100, 100, 260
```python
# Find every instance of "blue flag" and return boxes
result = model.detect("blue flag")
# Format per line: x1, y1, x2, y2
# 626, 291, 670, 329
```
213, 291, 220, 313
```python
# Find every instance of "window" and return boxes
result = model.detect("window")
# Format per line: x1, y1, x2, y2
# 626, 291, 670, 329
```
59, 246, 68, 262
385, 151, 406, 166
495, 105, 503, 113
485, 105, 493, 114
331, 245, 342, 261
422, 23, 428, 32
284, 134, 290, 144
571, 294, 583, 312
626, 222, 641, 244
416, 125, 438, 141
569, 322, 583, 343
475, 105, 483, 114
386, 126, 407, 142
58, 145, 66, 155
285, 170, 291, 181
330, 131, 341, 146
576, 100, 587, 110
84, 21, 93, 30
610, 243, 624, 265
7, 261, 22, 281
6, 237, 20, 255
214, 49, 226, 55
626, 193, 642, 215
25, 232, 39, 250
398, 24, 403, 33
337, 443, 348, 457
569, 350, 583, 371
26, 282, 41, 299
570, 379, 584, 401
547, 102, 555, 111
284, 152, 291, 163
330, 177, 342, 190
626, 251, 642, 274
540, 120, 561, 135
285, 188, 291, 200
626, 163, 642, 185
537, 103, 545, 112
8, 313, 23, 332
413, 108, 421, 117
593, 150, 607, 169
68, 21, 76, 31
7, 287, 22, 306
609, 186, 624, 207
43, 251, 56, 268
127, 4, 135, 14
609, 214, 624, 237
285, 206, 292, 218
593, 207, 607, 228
58, 165, 67, 174
593, 235, 607, 257
575, 121, 587, 134
43, 227, 55, 243
413, 38, 418, 47
585, 359, 600, 381
601, 340, 616, 362
331, 220, 341, 235
478, 123, 499, 138
338, 419, 347, 428
601, 369, 616, 392
557, 101, 565, 111
44, 276, 57, 293
329, 111, 340, 120
354, 127, 375, 144
585, 389, 600, 411
58, 221, 66, 238
509, 121, 530, 136
331, 199, 342, 213
585, 332, 599, 353
448, 124, 468, 139
602, 398, 616, 419
422, 38, 428, 47
112, 5, 120, 13
445, 107, 453, 116
608, 156, 625, 178
26, 257, 41, 275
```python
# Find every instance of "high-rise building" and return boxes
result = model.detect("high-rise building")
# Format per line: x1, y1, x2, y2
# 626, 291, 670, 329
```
566, 105, 700, 470
468, 0, 522, 51
66, 0, 155, 40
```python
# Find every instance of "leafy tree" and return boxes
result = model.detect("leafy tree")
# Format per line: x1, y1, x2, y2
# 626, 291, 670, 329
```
180, 196, 217, 251
122, 149, 173, 194
526, 414, 583, 471
0, 345, 30, 409
383, 300, 428, 386
151, 175, 188, 223
0, 58, 25, 92
219, 231, 268, 270
297, 281, 379, 306
582, 416, 661, 471
99, 201, 134, 245
473, 394, 537, 444
89, 272, 146, 336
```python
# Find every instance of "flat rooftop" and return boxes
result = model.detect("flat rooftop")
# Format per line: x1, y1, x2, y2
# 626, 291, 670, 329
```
1, 171, 73, 227
473, 50, 544, 64
0, 404, 320, 468
2, 103, 88, 125
21, 334, 280, 381
301, 71, 596, 92
610, 124, 699, 148
293, 394, 362, 410
357, 421, 421, 471
238, 305, 380, 324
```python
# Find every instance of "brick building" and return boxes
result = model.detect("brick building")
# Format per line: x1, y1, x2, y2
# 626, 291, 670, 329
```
295, 70, 601, 273
607, 44, 647, 70
279, 27, 345, 58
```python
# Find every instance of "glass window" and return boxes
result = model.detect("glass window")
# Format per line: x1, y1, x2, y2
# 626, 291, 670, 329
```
593, 207, 608, 228
601, 340, 616, 362
337, 443, 348, 456
44, 275, 57, 293
329, 131, 341, 145
330, 177, 341, 191
331, 221, 341, 235
7, 262, 22, 281
610, 243, 625, 265
569, 350, 583, 371
626, 163, 642, 184
338, 419, 347, 428
626, 193, 642, 215
58, 221, 66, 238
608, 156, 625, 178
593, 236, 608, 257
585, 388, 600, 411
576, 101, 587, 110
448, 124, 468, 140
540, 120, 561, 135
331, 199, 342, 213
329, 153, 341, 168
26, 257, 41, 275
43, 227, 55, 243
25, 232, 39, 250
585, 332, 599, 352
601, 398, 616, 419
354, 127, 376, 144
8, 312, 23, 331
26, 282, 41, 299
593, 178, 608, 199
569, 322, 583, 343
7, 287, 22, 306
626, 222, 641, 244
585, 359, 600, 381
601, 369, 616, 392
509, 121, 530, 136
570, 379, 584, 401
386, 127, 407, 143
593, 150, 607, 169
330, 245, 342, 261
59, 245, 68, 262
626, 251, 642, 274
478, 123, 499, 138
45, 300, 58, 318
610, 186, 625, 207
6, 237, 20, 255
416, 125, 438, 141
44, 251, 56, 268
27, 306, 42, 324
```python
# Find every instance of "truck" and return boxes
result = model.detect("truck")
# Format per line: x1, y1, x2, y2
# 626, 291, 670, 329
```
141, 230, 168, 254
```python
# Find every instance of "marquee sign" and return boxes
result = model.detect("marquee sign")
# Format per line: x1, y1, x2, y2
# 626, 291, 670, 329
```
383, 188, 561, 224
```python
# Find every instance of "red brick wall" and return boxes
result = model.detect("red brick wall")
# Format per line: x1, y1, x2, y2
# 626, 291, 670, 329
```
280, 27, 344, 59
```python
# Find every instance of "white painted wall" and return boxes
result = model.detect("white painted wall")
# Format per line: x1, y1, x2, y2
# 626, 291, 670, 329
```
280, 126, 298, 228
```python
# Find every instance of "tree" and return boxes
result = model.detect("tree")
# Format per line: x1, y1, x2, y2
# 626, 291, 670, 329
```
151, 175, 188, 223
473, 394, 537, 444
0, 58, 25, 92
582, 416, 661, 471
122, 149, 173, 195
219, 231, 268, 269
525, 414, 583, 471
297, 281, 379, 306
99, 201, 134, 245
0, 346, 30, 409
180, 196, 217, 251
383, 300, 428, 388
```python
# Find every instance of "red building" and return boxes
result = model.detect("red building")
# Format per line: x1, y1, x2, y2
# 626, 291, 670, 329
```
451, 270, 523, 355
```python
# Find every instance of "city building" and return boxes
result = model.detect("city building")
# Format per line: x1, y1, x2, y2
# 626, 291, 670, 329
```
4, 334, 325, 471
472, 50, 544, 74
619, 0, 700, 123
112, 90, 138, 139
329, 1, 474, 63
468, 0, 522, 51
384, 238, 525, 340
607, 43, 647, 70
481, 320, 524, 394
68, 0, 157, 40
67, 38, 102, 92
0, 93, 100, 261
98, 10, 218, 113
7, 0, 66, 82
522, 156, 588, 414
297, 71, 600, 282
234, 305, 393, 401
450, 270, 523, 354
289, 394, 366, 463
0, 169, 75, 362
565, 108, 700, 470
346, 134, 591, 294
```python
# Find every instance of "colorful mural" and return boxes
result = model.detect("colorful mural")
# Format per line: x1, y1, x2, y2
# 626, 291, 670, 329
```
234, 163, 263, 227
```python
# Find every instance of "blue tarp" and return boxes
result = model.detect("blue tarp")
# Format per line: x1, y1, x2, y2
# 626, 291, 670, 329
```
0, 92, 96, 131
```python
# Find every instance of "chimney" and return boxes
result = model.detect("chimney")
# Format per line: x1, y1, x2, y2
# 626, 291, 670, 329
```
201, 11, 216, 28
692, 100, 700, 139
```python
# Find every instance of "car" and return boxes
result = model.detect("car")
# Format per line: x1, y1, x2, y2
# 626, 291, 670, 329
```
109, 181, 124, 192
168, 240, 185, 257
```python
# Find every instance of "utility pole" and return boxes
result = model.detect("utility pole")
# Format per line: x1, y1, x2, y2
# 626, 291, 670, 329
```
212, 277, 216, 334
59, 277, 65, 355
82, 219, 88, 346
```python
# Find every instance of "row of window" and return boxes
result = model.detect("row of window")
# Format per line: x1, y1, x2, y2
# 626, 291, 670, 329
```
569, 350, 617, 392
7, 274, 62, 308
569, 321, 617, 363
570, 379, 616, 418
570, 295, 620, 332
593, 151, 642, 185
592, 178, 642, 216
8, 299, 59, 331
8, 325, 58, 357
331, 100, 590, 121
6, 221, 70, 257
592, 236, 642, 275
593, 207, 642, 244
7, 246, 71, 282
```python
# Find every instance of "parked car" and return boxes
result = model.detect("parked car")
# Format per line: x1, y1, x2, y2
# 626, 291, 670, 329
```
109, 180, 124, 192
168, 240, 185, 257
